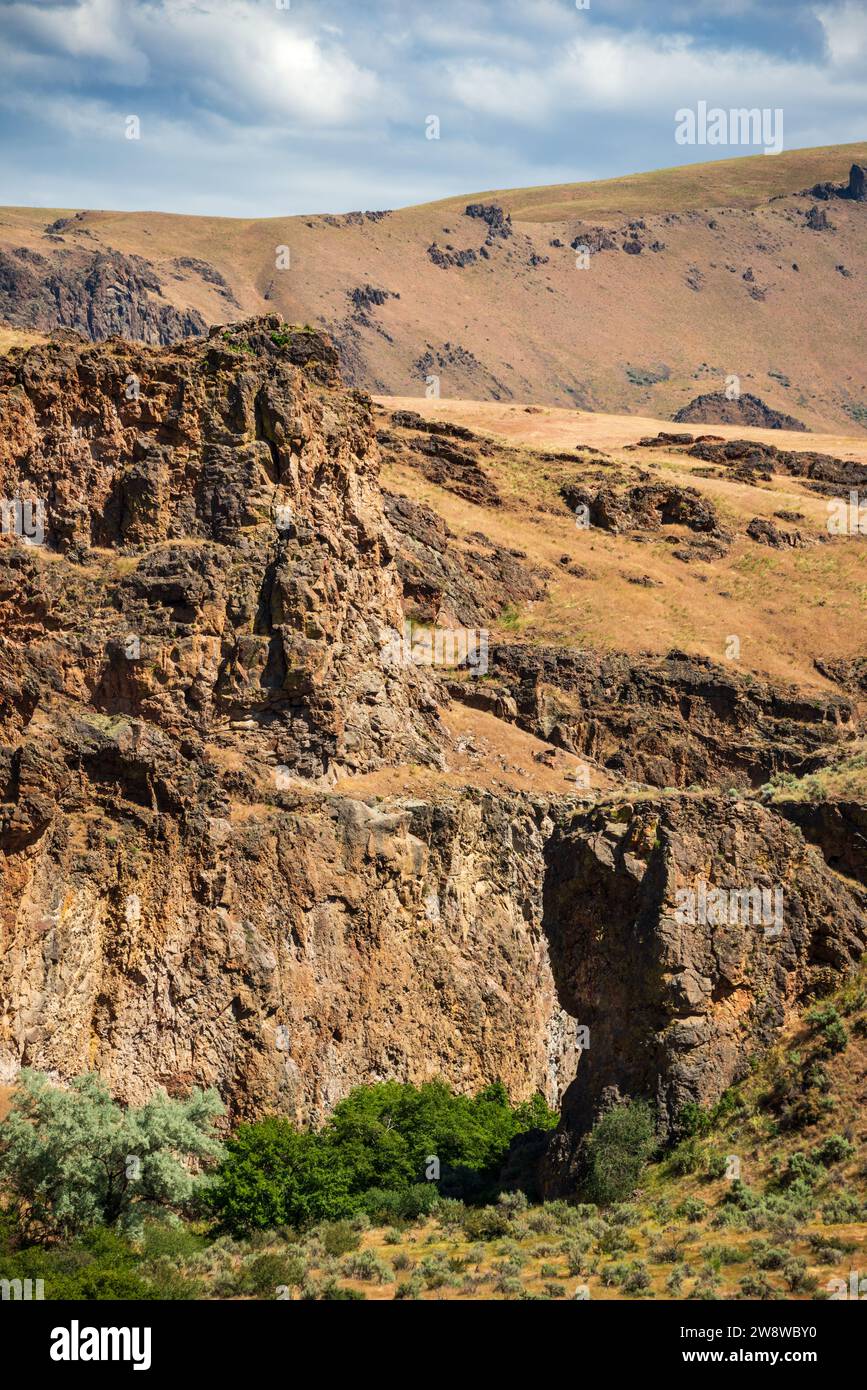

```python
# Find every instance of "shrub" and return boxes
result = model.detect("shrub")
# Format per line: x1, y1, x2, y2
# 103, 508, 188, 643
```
704, 1151, 729, 1181
242, 1251, 306, 1296
739, 1272, 778, 1299
597, 1226, 636, 1255
622, 1260, 652, 1295
419, 1254, 451, 1289
805, 1005, 848, 1057
702, 1242, 745, 1268
0, 1226, 196, 1300
752, 1242, 787, 1271
780, 1151, 821, 1189
318, 1220, 360, 1257
583, 1101, 655, 1206
525, 1208, 561, 1235
341, 1249, 394, 1284
814, 1134, 853, 1167
358, 1184, 438, 1225
394, 1275, 423, 1299
821, 1193, 863, 1224
675, 1197, 707, 1224
563, 1240, 592, 1275
650, 1235, 687, 1264
675, 1101, 712, 1138
783, 1256, 816, 1293
0, 1071, 224, 1241
209, 1119, 355, 1234
305, 1279, 366, 1300
461, 1205, 512, 1241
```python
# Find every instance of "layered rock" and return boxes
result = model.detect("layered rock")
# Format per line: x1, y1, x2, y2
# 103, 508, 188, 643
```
453, 646, 853, 790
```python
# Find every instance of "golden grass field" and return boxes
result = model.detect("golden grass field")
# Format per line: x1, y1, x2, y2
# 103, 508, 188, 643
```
377, 396, 867, 692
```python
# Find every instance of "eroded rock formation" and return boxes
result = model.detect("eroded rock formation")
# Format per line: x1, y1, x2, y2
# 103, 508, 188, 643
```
0, 318, 864, 1185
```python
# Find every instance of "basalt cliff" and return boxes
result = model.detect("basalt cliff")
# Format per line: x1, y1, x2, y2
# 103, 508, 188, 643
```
0, 318, 864, 1191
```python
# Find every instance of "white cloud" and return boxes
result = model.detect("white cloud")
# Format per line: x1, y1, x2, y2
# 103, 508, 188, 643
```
0, 0, 863, 216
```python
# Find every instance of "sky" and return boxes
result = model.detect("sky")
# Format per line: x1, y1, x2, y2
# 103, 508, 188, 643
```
0, 0, 865, 217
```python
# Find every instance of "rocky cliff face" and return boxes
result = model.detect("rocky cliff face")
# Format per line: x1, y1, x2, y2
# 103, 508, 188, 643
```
0, 246, 206, 345
452, 645, 851, 790
0, 318, 574, 1120
1, 319, 864, 1179
539, 796, 866, 1192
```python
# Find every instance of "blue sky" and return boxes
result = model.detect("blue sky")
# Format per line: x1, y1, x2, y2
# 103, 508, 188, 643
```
0, 0, 864, 216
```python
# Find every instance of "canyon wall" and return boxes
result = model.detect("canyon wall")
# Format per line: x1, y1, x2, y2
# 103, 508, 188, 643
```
1, 319, 864, 1182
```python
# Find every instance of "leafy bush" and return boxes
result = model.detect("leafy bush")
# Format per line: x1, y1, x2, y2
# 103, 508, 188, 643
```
359, 1184, 438, 1225
209, 1118, 355, 1234
675, 1197, 707, 1224
0, 1226, 198, 1300
317, 1220, 361, 1257
805, 1005, 848, 1057
210, 1080, 555, 1235
752, 1241, 787, 1271
0, 1071, 224, 1240
461, 1205, 512, 1241
583, 1101, 655, 1205
241, 1251, 306, 1296
821, 1193, 863, 1224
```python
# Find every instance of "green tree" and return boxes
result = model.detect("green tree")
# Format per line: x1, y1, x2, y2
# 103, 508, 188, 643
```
211, 1079, 558, 1234
584, 1100, 655, 1206
208, 1118, 355, 1234
0, 1070, 224, 1240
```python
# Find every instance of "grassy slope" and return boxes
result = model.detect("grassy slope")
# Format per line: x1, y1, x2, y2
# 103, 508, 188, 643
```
2, 144, 866, 426
433, 142, 867, 223
377, 399, 867, 692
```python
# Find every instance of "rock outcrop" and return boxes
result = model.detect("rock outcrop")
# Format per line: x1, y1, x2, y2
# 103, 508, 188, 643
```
541, 796, 867, 1192
1, 318, 865, 1182
807, 162, 867, 202
560, 479, 725, 540
0, 246, 206, 344
688, 437, 867, 493
453, 646, 853, 790
673, 392, 807, 431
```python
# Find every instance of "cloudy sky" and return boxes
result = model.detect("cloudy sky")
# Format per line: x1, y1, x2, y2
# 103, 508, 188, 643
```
0, 0, 864, 216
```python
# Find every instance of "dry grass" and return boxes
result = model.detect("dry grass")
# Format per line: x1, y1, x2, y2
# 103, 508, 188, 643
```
378, 398, 867, 690
0, 325, 46, 354
433, 141, 867, 223
2, 143, 865, 427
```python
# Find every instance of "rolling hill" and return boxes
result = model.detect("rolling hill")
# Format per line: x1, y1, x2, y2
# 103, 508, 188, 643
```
1, 143, 866, 432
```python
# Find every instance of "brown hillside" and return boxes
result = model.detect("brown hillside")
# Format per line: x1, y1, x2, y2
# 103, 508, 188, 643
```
1, 144, 865, 431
